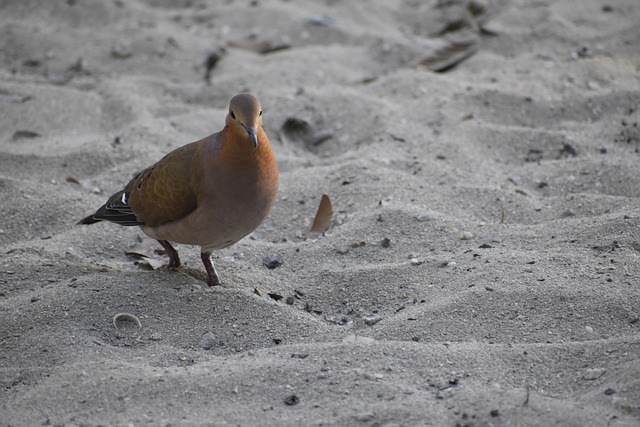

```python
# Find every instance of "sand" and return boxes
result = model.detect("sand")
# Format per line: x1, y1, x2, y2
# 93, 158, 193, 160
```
1, 0, 639, 425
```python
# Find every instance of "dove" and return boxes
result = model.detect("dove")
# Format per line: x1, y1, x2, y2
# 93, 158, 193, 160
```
79, 94, 278, 287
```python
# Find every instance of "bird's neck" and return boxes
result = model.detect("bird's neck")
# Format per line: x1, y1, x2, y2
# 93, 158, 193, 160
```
218, 125, 272, 168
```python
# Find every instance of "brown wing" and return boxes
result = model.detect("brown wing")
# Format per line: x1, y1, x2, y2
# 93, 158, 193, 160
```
125, 139, 205, 227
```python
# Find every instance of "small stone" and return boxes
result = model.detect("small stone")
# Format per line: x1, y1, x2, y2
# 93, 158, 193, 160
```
363, 313, 382, 326
584, 368, 606, 380
459, 231, 474, 240
415, 213, 434, 222
604, 388, 616, 395
410, 258, 424, 266
306, 15, 333, 26
354, 412, 375, 422
490, 409, 500, 417
380, 237, 391, 248
263, 254, 283, 269
576, 44, 592, 58
111, 41, 133, 59
585, 325, 593, 333
200, 332, 217, 350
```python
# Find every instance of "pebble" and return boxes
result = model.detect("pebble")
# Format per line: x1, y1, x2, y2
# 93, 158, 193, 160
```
263, 254, 283, 269
585, 325, 594, 333
469, 0, 488, 15
410, 258, 424, 266
200, 332, 217, 350
380, 237, 391, 248
583, 368, 606, 380
111, 41, 133, 59
306, 16, 333, 26
363, 313, 382, 326
415, 213, 434, 222
148, 333, 163, 341
354, 412, 375, 422
459, 231, 474, 240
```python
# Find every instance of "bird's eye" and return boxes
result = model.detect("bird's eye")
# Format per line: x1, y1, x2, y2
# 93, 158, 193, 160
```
230, 111, 236, 119
259, 110, 263, 116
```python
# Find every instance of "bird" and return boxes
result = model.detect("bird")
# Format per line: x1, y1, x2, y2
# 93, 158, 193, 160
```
79, 93, 278, 287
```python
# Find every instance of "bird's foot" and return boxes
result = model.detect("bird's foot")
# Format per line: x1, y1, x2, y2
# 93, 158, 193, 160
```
201, 252, 223, 287
157, 240, 181, 269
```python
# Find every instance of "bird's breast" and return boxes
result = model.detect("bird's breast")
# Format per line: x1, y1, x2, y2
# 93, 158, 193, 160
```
144, 145, 277, 248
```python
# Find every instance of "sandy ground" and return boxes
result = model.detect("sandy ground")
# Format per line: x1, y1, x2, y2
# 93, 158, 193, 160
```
1, 0, 640, 425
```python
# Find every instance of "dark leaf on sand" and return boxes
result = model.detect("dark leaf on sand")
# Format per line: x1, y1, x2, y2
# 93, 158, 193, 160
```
66, 176, 82, 185
126, 240, 165, 269
279, 117, 333, 148
0, 90, 32, 103
12, 130, 41, 141
204, 48, 225, 82
228, 38, 290, 54
268, 292, 284, 302
310, 194, 333, 233
420, 41, 479, 72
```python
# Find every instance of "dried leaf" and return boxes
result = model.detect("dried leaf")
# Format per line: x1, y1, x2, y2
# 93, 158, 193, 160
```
66, 176, 102, 193
125, 240, 165, 269
360, 76, 378, 85
420, 40, 478, 72
66, 176, 82, 185
12, 130, 41, 141
279, 117, 333, 148
310, 194, 333, 233
227, 39, 290, 54
268, 292, 284, 302
203, 48, 225, 82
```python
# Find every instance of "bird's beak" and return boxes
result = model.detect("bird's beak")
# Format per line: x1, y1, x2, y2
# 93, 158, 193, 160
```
246, 127, 258, 149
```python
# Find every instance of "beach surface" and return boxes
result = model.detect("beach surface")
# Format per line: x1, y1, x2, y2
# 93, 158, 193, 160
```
1, 0, 639, 425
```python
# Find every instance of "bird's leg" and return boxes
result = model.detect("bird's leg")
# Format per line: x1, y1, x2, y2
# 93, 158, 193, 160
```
201, 252, 222, 287
156, 240, 181, 269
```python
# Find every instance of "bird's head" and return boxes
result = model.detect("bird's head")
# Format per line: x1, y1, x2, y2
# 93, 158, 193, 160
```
227, 93, 263, 149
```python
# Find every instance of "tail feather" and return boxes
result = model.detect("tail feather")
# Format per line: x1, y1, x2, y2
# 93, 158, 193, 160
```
78, 215, 101, 225
78, 190, 143, 227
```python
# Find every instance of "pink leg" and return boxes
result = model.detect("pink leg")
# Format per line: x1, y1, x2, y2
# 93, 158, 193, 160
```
157, 240, 180, 269
201, 252, 222, 287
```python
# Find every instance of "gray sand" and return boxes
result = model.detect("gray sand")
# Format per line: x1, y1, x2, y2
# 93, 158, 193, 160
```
1, 0, 639, 425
